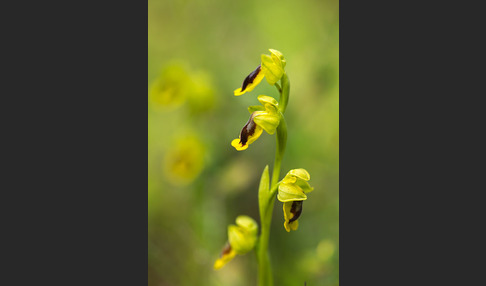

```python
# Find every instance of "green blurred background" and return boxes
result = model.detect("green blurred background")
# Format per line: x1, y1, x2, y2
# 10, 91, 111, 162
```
148, 0, 338, 285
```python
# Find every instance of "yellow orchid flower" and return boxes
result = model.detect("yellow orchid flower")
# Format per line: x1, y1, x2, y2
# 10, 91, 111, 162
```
150, 63, 190, 109
234, 49, 286, 96
214, 215, 258, 270
163, 135, 205, 186
277, 169, 314, 232
231, 95, 281, 151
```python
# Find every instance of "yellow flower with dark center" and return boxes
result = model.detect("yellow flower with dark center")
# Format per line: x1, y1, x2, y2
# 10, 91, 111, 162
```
234, 49, 286, 96
163, 135, 205, 185
231, 95, 280, 151
277, 169, 314, 232
150, 63, 190, 109
214, 215, 258, 270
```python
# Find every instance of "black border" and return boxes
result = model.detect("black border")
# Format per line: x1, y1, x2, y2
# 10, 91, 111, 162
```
339, 1, 481, 285
15, 1, 150, 284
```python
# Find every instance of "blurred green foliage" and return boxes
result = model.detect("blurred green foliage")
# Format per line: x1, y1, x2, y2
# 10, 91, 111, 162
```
148, 0, 338, 285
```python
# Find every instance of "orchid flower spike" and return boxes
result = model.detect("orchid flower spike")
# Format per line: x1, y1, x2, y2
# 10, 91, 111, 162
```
234, 49, 286, 96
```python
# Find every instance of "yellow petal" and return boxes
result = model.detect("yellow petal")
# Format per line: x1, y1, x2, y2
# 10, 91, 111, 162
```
253, 113, 280, 135
277, 183, 307, 202
228, 224, 257, 254
261, 54, 284, 85
257, 95, 279, 107
296, 178, 314, 194
235, 215, 258, 235
234, 66, 265, 96
214, 245, 237, 270
284, 219, 299, 232
231, 138, 249, 151
282, 202, 299, 232
234, 87, 245, 96
269, 49, 286, 68
282, 176, 297, 184
248, 105, 265, 113
288, 168, 311, 181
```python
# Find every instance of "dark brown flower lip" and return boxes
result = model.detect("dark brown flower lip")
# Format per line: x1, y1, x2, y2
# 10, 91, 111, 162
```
239, 112, 257, 145
289, 200, 303, 223
240, 65, 261, 92
220, 242, 232, 257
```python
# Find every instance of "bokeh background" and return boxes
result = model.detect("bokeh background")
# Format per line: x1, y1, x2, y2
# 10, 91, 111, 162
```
148, 0, 338, 285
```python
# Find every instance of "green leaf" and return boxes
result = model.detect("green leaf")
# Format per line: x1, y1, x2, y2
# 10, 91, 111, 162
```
258, 165, 270, 220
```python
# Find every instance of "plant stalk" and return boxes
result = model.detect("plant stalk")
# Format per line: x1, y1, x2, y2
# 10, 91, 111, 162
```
257, 74, 289, 286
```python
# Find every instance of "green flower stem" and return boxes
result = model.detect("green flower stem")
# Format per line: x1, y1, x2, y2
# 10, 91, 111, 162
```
257, 198, 274, 286
278, 73, 290, 114
272, 115, 287, 186
257, 118, 287, 286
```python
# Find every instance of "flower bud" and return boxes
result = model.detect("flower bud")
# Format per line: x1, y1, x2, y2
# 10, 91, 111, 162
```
277, 168, 314, 232
228, 215, 258, 254
261, 49, 286, 85
231, 95, 280, 151
214, 215, 258, 270
277, 168, 313, 202
233, 49, 287, 95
